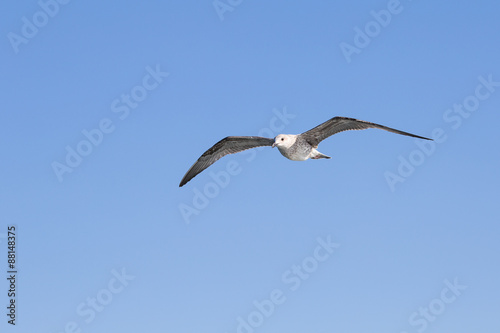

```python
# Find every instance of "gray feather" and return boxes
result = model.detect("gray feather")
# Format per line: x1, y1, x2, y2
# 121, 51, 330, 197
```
300, 116, 431, 147
179, 136, 273, 187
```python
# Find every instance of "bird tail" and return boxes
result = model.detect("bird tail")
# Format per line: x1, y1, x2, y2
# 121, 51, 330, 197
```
311, 150, 331, 159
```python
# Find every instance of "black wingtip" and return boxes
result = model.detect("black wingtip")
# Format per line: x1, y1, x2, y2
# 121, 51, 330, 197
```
407, 132, 433, 141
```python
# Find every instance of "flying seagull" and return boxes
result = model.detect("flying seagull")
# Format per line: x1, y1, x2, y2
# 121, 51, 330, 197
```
179, 116, 431, 187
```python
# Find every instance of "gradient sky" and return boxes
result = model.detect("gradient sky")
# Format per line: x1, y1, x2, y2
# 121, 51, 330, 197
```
1, 1, 499, 332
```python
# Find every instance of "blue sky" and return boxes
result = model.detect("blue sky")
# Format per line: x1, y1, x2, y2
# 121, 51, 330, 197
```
1, 1, 499, 332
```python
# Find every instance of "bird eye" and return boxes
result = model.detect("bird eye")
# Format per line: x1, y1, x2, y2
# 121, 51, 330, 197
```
281, 138, 284, 141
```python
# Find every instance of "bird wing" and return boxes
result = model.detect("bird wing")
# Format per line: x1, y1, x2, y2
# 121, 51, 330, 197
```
179, 136, 274, 187
300, 116, 431, 147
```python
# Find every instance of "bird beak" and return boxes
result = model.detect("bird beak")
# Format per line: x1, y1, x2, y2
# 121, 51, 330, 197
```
272, 143, 276, 148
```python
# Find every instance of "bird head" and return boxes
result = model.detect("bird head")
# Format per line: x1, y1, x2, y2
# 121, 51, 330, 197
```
272, 134, 294, 149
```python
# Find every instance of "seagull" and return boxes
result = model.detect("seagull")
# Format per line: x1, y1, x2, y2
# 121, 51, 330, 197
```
179, 116, 431, 187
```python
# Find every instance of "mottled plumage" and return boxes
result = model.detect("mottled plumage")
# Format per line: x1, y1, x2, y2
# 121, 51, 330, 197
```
179, 116, 431, 187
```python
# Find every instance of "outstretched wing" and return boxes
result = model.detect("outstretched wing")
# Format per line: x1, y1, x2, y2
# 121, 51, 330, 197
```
179, 136, 274, 187
300, 116, 431, 147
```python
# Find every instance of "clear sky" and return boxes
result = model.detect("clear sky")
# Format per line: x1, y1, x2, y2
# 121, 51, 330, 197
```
1, 1, 499, 332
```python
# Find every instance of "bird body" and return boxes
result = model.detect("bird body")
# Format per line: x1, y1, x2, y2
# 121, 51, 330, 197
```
179, 116, 431, 187
273, 134, 331, 161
